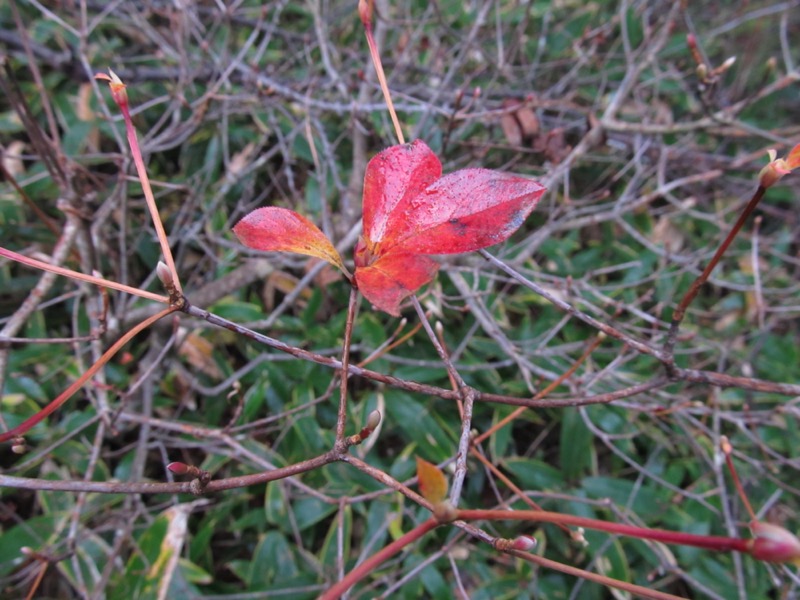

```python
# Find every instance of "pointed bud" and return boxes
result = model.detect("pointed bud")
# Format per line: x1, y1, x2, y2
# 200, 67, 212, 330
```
759, 158, 791, 189
167, 461, 190, 475
95, 69, 128, 111
759, 143, 800, 189
510, 536, 537, 551
156, 261, 174, 290
366, 409, 382, 431
357, 0, 372, 28
686, 34, 704, 68
156, 260, 172, 284
750, 522, 800, 565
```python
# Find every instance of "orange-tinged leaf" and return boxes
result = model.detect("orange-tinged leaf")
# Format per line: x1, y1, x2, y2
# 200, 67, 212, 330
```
233, 207, 345, 272
786, 143, 800, 170
416, 457, 448, 504
354, 252, 438, 316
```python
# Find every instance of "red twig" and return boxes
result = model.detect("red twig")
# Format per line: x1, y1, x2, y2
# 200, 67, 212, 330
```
320, 518, 438, 599
0, 306, 178, 443
457, 509, 752, 554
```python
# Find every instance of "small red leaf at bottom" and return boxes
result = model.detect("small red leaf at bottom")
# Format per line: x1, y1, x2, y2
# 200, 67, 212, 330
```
354, 253, 438, 316
233, 207, 344, 271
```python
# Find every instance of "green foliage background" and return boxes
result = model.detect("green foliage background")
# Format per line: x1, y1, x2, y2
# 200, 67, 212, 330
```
1, 1, 799, 598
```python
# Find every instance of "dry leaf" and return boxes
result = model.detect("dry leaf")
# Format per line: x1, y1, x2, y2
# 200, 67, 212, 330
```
516, 106, 540, 140
304, 258, 343, 289
651, 216, 684, 254
500, 101, 523, 147
77, 83, 94, 121
263, 271, 313, 311
2, 141, 26, 178
178, 328, 222, 379
542, 128, 570, 164
228, 142, 256, 178
77, 83, 100, 151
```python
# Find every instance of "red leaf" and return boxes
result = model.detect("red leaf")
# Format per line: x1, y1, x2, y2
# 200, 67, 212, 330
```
233, 207, 345, 272
354, 252, 438, 316
362, 140, 441, 255
385, 168, 545, 255
354, 139, 546, 314
231, 140, 545, 316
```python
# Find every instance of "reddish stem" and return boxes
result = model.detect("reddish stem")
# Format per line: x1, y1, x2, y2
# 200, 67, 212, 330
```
0, 246, 168, 304
0, 306, 178, 443
119, 102, 183, 294
358, 0, 404, 144
665, 185, 766, 355
457, 509, 752, 555
474, 334, 603, 445
320, 518, 438, 599
509, 548, 686, 600
721, 436, 756, 521
335, 288, 359, 446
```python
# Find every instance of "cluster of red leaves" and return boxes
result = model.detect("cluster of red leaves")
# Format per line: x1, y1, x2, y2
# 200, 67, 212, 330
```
234, 140, 546, 315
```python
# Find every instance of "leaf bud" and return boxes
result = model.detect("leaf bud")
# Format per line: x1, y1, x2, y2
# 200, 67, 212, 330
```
358, 0, 372, 28
510, 535, 537, 551
156, 261, 175, 290
749, 522, 800, 565
720, 56, 736, 71
366, 409, 382, 431
432, 500, 458, 524
758, 143, 800, 189
94, 69, 128, 111
167, 461, 190, 475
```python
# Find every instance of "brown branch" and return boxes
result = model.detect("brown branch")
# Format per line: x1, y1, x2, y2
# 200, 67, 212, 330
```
0, 451, 337, 495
